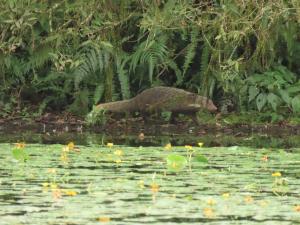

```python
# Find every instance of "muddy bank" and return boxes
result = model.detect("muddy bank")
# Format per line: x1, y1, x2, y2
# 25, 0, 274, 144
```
0, 112, 300, 148
1, 111, 300, 136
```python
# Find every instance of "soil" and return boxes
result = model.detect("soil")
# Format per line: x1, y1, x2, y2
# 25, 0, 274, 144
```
0, 111, 299, 137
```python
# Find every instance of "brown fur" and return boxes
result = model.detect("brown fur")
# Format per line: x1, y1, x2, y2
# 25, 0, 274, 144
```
96, 86, 217, 123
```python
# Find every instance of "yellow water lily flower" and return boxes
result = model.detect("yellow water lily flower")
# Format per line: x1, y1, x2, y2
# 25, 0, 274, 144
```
50, 183, 58, 189
171, 162, 178, 169
164, 143, 172, 150
47, 168, 57, 174
42, 182, 49, 187
151, 183, 159, 193
259, 200, 269, 207
115, 159, 122, 164
272, 172, 282, 177
184, 145, 193, 150
138, 180, 145, 189
107, 143, 114, 148
98, 216, 111, 222
114, 149, 123, 156
261, 155, 268, 162
52, 188, 62, 200
203, 207, 214, 218
244, 196, 254, 203
15, 142, 26, 149
67, 142, 75, 150
64, 190, 77, 196
62, 146, 70, 152
207, 199, 216, 205
198, 142, 204, 147
294, 205, 300, 212
222, 193, 230, 198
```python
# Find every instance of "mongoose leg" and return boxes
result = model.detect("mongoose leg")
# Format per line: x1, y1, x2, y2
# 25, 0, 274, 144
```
190, 113, 200, 125
170, 112, 178, 124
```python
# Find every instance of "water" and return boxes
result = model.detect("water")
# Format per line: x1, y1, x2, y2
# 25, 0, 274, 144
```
1, 129, 300, 148
0, 144, 299, 224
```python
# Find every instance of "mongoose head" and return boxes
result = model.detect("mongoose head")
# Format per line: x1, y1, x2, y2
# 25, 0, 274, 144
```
197, 96, 218, 113
206, 99, 218, 112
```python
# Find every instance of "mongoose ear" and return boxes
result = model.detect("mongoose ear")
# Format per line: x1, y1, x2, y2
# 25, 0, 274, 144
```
187, 93, 198, 100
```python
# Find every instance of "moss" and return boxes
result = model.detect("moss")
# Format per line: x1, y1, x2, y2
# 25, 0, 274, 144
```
196, 111, 217, 124
219, 112, 300, 126
288, 116, 300, 125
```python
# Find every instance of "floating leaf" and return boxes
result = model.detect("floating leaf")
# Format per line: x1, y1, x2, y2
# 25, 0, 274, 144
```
12, 148, 29, 162
194, 154, 208, 163
166, 154, 187, 171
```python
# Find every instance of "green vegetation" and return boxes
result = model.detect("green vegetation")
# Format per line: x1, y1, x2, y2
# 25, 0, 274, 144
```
0, 0, 299, 120
1, 143, 300, 224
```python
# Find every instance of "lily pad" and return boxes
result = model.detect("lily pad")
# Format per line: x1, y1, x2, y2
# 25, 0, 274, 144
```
166, 154, 187, 172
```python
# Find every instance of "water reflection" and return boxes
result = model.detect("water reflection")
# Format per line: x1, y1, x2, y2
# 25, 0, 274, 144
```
0, 130, 299, 148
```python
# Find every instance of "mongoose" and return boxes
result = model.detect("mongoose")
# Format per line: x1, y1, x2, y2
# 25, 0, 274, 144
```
96, 86, 217, 124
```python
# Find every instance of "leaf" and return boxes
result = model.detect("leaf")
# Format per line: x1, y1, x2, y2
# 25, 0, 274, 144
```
93, 84, 104, 104
278, 89, 291, 104
167, 59, 183, 85
246, 74, 264, 84
291, 95, 300, 113
194, 154, 208, 163
166, 154, 187, 172
116, 58, 130, 99
183, 27, 199, 75
276, 65, 295, 83
267, 93, 280, 111
256, 93, 267, 111
286, 85, 300, 95
248, 86, 259, 102
12, 148, 29, 162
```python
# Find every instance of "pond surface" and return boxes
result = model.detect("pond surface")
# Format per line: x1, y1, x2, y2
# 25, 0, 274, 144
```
0, 143, 299, 224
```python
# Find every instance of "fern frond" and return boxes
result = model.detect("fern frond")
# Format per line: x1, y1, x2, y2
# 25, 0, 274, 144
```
183, 27, 200, 75
29, 44, 52, 70
38, 71, 68, 83
74, 47, 110, 89
130, 38, 168, 83
167, 58, 183, 85
93, 84, 105, 104
199, 41, 210, 79
116, 56, 131, 99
